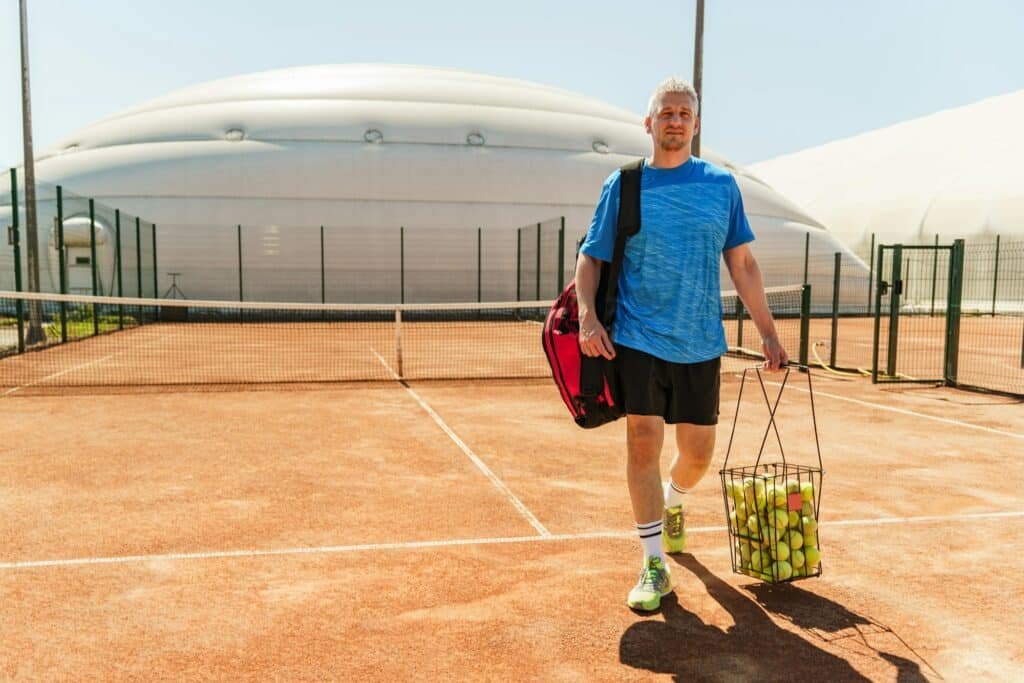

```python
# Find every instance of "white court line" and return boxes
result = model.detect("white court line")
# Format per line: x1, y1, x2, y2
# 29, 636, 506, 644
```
3, 510, 1022, 571
369, 347, 550, 537
764, 380, 1024, 441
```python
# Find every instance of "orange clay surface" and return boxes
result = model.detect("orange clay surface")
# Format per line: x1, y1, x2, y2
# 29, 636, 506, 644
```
2, 369, 1023, 680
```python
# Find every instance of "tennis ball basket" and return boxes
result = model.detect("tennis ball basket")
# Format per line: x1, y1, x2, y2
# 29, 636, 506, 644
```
719, 365, 824, 584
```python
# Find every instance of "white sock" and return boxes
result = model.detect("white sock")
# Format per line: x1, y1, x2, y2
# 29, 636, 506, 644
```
637, 520, 665, 564
664, 480, 688, 508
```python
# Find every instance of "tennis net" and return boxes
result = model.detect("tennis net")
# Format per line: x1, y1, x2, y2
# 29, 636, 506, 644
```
0, 285, 807, 390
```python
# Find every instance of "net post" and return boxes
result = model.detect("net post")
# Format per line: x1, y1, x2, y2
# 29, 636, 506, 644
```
320, 225, 325, 306
992, 234, 1000, 316
557, 216, 565, 293
871, 244, 885, 383
477, 227, 482, 303
237, 224, 243, 302
886, 245, 903, 377
516, 228, 521, 301
831, 252, 841, 367
944, 239, 965, 387
799, 284, 811, 369
802, 232, 810, 285
135, 217, 142, 298
400, 226, 405, 304
535, 222, 541, 300
151, 223, 158, 298
10, 168, 25, 353
867, 232, 875, 315
115, 209, 123, 329
89, 198, 99, 335
735, 297, 744, 349
395, 308, 403, 379
930, 233, 939, 317
56, 184, 66, 341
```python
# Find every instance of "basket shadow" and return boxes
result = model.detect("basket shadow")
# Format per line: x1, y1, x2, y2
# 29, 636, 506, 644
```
619, 554, 876, 682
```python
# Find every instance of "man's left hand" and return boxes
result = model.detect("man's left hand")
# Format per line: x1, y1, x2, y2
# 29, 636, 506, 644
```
762, 335, 788, 372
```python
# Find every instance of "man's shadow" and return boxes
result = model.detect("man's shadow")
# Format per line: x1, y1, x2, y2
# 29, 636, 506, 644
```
620, 554, 935, 682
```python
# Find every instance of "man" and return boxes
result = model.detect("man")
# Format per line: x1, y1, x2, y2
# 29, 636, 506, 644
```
575, 77, 788, 611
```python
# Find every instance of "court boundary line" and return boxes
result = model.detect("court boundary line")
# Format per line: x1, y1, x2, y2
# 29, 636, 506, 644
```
369, 346, 550, 537
4, 510, 1022, 571
764, 380, 1024, 440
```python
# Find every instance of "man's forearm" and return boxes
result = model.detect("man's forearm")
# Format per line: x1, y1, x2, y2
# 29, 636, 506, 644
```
575, 254, 603, 319
731, 260, 779, 341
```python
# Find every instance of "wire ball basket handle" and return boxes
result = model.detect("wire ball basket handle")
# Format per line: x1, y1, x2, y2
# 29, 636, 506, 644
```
721, 364, 824, 474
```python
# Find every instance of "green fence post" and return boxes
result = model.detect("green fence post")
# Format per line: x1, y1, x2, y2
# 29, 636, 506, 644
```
991, 234, 1001, 316
115, 209, 123, 329
10, 169, 25, 352
799, 284, 811, 369
135, 217, 142, 298
89, 199, 99, 335
735, 298, 744, 350
56, 185, 66, 341
535, 222, 541, 300
944, 239, 965, 386
831, 252, 841, 368
886, 245, 903, 378
930, 234, 939, 317
151, 223, 158, 298
802, 232, 810, 285
557, 217, 565, 294
237, 225, 243, 302
516, 228, 522, 301
320, 226, 326, 305
400, 226, 405, 304
477, 227, 482, 303
871, 244, 885, 383
867, 232, 875, 315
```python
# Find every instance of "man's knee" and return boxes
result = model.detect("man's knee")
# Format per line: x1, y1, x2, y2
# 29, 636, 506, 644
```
626, 416, 663, 466
675, 424, 716, 465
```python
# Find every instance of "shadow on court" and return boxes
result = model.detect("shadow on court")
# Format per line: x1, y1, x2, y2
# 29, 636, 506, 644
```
619, 554, 930, 681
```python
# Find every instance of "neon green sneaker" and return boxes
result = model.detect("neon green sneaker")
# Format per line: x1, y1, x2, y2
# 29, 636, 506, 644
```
626, 556, 673, 611
662, 503, 686, 554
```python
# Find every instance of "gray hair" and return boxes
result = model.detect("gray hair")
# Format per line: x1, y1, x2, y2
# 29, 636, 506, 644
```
647, 77, 700, 117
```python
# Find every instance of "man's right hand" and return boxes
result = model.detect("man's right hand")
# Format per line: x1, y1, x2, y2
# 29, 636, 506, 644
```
579, 313, 616, 360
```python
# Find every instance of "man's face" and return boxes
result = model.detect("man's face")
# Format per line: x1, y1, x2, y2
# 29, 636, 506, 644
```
644, 92, 699, 153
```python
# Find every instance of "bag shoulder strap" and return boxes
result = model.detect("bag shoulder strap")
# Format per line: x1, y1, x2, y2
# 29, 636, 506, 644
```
598, 158, 643, 326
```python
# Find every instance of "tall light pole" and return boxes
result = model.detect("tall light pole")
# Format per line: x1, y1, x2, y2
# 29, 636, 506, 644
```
692, 0, 705, 158
19, 0, 44, 342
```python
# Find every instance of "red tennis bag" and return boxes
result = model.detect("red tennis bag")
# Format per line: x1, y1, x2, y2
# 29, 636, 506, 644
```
541, 159, 642, 429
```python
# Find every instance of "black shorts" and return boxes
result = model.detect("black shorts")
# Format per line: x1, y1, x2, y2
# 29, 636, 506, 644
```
612, 344, 721, 425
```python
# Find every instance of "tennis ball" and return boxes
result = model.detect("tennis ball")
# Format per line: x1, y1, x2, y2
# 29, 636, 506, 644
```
793, 564, 807, 577
802, 501, 815, 517
735, 502, 748, 522
786, 479, 800, 494
801, 481, 815, 502
804, 546, 820, 570
751, 549, 764, 571
790, 548, 805, 570
786, 530, 804, 550
788, 511, 801, 529
770, 540, 790, 562
773, 508, 789, 531
747, 515, 760, 534
803, 530, 818, 548
801, 516, 818, 534
772, 560, 793, 581
739, 542, 752, 565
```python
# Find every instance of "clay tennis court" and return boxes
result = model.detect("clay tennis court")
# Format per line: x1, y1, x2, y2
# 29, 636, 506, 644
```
2, 356, 1022, 680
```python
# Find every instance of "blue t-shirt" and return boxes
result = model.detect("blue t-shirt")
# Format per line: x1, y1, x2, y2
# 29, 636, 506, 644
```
579, 157, 755, 363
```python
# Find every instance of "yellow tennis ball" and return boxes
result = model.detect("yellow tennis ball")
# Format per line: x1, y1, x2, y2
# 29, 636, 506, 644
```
747, 515, 760, 534
739, 542, 752, 565
786, 530, 804, 550
801, 481, 815, 502
771, 540, 790, 562
803, 530, 818, 548
804, 546, 821, 570
788, 511, 801, 529
773, 508, 789, 531
735, 502, 748, 522
801, 516, 818, 534
790, 548, 805, 569
751, 549, 764, 571
802, 501, 815, 517
792, 563, 807, 577
772, 560, 793, 581
786, 479, 800, 494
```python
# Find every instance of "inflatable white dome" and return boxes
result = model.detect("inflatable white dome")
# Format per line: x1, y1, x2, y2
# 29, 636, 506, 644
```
4, 64, 863, 302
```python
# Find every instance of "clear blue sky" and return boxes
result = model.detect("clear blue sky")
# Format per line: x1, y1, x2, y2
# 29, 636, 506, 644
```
2, 0, 1022, 170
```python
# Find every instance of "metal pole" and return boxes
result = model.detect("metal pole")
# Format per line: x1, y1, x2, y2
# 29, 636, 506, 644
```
535, 222, 541, 300
992, 234, 1001, 316
886, 245, 903, 378
18, 0, 44, 343
692, 0, 705, 158
930, 233, 939, 317
516, 228, 522, 301
115, 209, 123, 329
802, 232, 810, 285
89, 198, 98, 335
10, 169, 25, 352
400, 226, 405, 304
56, 185, 66, 341
237, 225, 243, 301
320, 226, 326, 305
799, 284, 811, 368
867, 232, 875, 315
831, 252, 841, 368
944, 240, 965, 386
151, 223, 158, 299
557, 216, 565, 293
871, 245, 885, 383
135, 217, 142, 298
477, 227, 482, 303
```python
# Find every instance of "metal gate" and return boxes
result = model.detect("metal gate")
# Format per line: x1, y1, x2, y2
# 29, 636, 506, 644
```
872, 241, 965, 384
